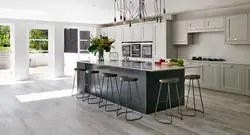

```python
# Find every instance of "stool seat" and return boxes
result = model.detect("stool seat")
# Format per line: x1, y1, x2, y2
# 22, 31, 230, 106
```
103, 73, 117, 77
185, 75, 201, 80
159, 78, 179, 83
86, 70, 99, 74
74, 68, 86, 72
120, 76, 138, 82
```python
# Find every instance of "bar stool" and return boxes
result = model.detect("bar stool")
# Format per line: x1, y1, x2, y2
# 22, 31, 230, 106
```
179, 75, 204, 117
72, 68, 88, 99
154, 78, 183, 124
83, 70, 102, 104
116, 76, 143, 121
98, 73, 121, 112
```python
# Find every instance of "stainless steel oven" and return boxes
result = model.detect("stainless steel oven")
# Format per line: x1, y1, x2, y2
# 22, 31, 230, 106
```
142, 41, 153, 58
131, 44, 141, 57
122, 43, 131, 57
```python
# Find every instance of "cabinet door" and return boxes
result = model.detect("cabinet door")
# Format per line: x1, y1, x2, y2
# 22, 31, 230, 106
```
187, 19, 205, 32
185, 63, 202, 87
172, 20, 191, 45
226, 14, 249, 44
244, 66, 250, 96
221, 64, 243, 94
142, 23, 153, 41
108, 28, 116, 52
205, 17, 224, 29
153, 23, 166, 58
131, 25, 142, 41
200, 63, 221, 90
100, 28, 108, 36
122, 26, 132, 41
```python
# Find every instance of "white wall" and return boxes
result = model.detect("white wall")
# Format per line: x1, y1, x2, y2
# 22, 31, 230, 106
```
177, 32, 250, 61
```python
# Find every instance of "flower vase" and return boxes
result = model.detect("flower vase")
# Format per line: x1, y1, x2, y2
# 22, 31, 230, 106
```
98, 50, 104, 61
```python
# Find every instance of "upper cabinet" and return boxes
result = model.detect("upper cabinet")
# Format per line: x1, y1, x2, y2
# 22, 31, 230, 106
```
205, 17, 224, 31
131, 24, 142, 41
172, 20, 193, 45
187, 19, 205, 33
122, 25, 132, 41
141, 23, 153, 41
225, 13, 250, 44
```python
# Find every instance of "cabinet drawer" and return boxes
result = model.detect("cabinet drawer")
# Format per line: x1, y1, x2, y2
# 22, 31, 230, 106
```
205, 17, 224, 29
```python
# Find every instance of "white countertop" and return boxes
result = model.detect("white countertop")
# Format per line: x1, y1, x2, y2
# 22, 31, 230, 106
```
78, 60, 202, 72
184, 59, 250, 65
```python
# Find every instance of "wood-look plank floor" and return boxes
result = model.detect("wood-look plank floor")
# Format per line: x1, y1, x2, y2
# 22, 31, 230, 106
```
0, 76, 250, 135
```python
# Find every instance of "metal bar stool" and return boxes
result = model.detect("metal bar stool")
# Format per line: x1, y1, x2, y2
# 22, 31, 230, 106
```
83, 70, 102, 104
72, 68, 88, 99
116, 76, 143, 121
154, 78, 183, 124
98, 73, 121, 112
179, 75, 204, 117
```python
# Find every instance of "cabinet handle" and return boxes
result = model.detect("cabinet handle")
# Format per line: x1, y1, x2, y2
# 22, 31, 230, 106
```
207, 21, 210, 26
234, 38, 237, 41
212, 26, 215, 28
229, 65, 234, 68
189, 23, 191, 27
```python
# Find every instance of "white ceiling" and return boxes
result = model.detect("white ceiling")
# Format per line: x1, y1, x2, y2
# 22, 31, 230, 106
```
0, 0, 250, 24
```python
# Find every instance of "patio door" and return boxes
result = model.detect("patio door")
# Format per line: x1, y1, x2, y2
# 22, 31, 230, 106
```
0, 23, 14, 84
28, 25, 53, 79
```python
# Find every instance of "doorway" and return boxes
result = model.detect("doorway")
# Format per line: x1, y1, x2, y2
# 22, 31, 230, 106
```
0, 24, 14, 84
28, 28, 50, 79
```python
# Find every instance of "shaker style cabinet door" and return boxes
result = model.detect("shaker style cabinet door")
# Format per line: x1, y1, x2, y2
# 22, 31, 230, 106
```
187, 19, 205, 33
205, 17, 224, 29
141, 23, 153, 41
200, 63, 221, 90
244, 66, 250, 96
225, 14, 250, 44
220, 64, 244, 94
172, 20, 192, 45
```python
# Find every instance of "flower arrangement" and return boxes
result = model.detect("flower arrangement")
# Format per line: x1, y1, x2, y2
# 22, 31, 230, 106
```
88, 35, 115, 61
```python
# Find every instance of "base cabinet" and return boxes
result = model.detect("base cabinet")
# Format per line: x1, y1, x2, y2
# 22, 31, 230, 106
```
200, 63, 221, 90
244, 66, 250, 96
220, 64, 244, 94
185, 63, 202, 87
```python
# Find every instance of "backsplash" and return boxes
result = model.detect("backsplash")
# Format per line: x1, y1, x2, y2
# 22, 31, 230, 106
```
177, 32, 250, 61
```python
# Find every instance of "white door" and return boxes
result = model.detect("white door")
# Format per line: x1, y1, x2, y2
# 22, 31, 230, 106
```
244, 66, 250, 95
200, 63, 221, 90
142, 23, 153, 41
226, 14, 249, 44
221, 64, 244, 94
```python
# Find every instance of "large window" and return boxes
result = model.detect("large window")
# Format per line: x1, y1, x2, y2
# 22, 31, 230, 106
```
0, 25, 10, 52
29, 29, 48, 53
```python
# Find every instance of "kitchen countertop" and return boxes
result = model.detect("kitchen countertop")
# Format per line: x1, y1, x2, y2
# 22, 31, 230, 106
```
78, 60, 202, 72
184, 59, 250, 65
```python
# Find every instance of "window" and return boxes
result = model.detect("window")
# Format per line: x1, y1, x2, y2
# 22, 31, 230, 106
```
79, 31, 90, 53
29, 29, 48, 53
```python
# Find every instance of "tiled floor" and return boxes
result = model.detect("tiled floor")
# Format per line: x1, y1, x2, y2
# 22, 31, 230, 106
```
0, 76, 250, 135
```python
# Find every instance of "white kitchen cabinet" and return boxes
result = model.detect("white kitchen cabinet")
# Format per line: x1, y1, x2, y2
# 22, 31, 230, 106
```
122, 25, 132, 41
172, 20, 193, 45
244, 66, 250, 96
185, 62, 202, 87
221, 64, 244, 94
205, 17, 224, 31
131, 24, 142, 41
100, 28, 108, 36
200, 63, 221, 90
153, 23, 166, 58
187, 19, 205, 33
141, 23, 153, 41
225, 13, 250, 44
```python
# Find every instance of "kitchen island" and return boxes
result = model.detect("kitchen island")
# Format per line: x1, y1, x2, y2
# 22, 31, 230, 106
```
77, 60, 186, 114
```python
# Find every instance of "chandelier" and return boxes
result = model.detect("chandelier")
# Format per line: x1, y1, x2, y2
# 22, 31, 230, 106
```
113, 0, 166, 26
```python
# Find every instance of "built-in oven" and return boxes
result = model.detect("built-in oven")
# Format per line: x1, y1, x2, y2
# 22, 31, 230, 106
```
142, 41, 153, 58
131, 44, 141, 57
122, 43, 131, 57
